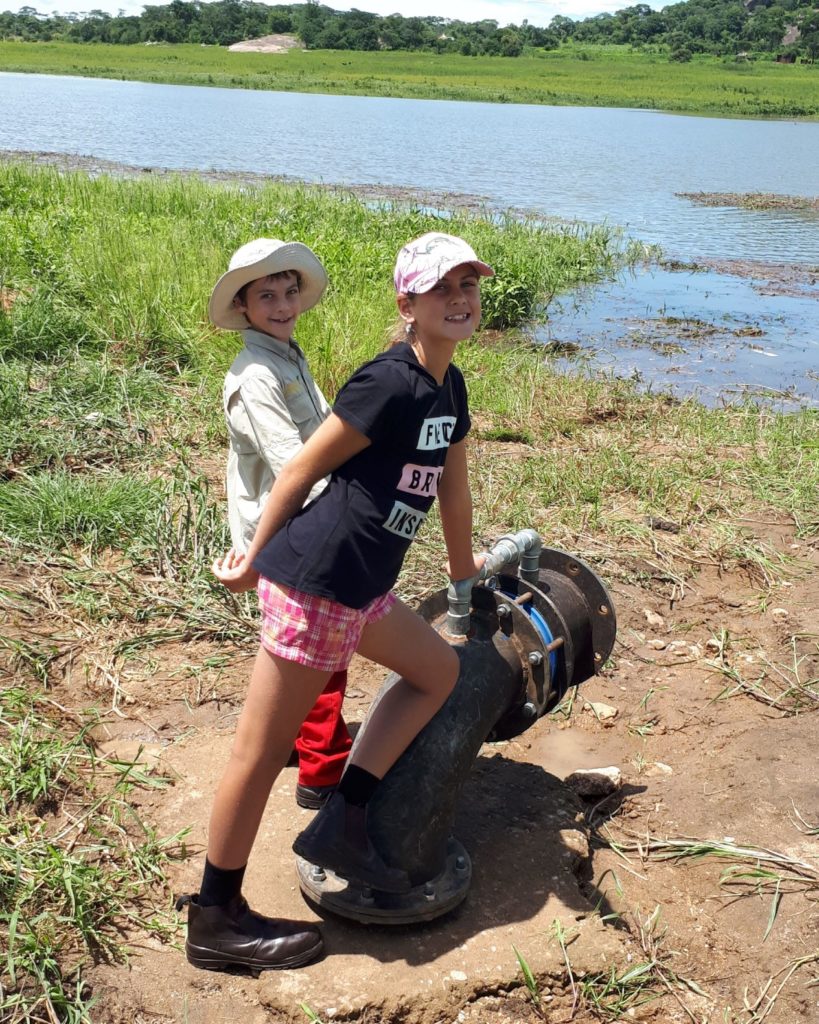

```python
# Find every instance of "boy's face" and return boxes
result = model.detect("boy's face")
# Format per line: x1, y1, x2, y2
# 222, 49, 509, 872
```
233, 272, 301, 341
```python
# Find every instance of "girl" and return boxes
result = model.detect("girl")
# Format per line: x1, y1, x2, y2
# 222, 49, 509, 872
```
177, 232, 493, 973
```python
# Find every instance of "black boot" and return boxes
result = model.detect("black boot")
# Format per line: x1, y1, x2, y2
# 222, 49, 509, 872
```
292, 791, 411, 894
176, 894, 323, 971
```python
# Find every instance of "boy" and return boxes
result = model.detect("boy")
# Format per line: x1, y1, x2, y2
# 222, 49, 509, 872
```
208, 238, 351, 809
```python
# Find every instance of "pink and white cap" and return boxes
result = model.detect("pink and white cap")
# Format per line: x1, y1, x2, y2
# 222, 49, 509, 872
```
394, 232, 494, 294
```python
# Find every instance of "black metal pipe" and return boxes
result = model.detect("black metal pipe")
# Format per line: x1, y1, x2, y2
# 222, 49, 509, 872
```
296, 546, 616, 923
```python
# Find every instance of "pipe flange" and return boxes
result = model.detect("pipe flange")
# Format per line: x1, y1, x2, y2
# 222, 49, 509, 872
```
537, 549, 617, 670
295, 837, 471, 925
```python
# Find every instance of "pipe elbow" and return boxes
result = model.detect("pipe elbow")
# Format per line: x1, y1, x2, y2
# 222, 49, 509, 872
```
445, 530, 543, 635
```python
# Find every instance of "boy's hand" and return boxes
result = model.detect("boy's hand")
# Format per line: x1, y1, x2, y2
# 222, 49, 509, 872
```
212, 548, 259, 593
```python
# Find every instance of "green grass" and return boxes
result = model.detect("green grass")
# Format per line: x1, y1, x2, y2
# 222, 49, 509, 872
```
1, 41, 817, 118
1, 161, 818, 1019
0, 687, 186, 1022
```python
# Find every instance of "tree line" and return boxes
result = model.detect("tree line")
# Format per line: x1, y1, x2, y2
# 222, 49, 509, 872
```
1, 0, 817, 61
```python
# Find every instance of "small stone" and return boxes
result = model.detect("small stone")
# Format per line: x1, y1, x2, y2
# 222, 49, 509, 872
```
97, 740, 162, 770
565, 766, 623, 797
643, 608, 665, 628
644, 761, 673, 776
771, 607, 789, 619
559, 828, 590, 860
646, 638, 667, 650
705, 637, 722, 654
666, 640, 689, 655
450, 970, 467, 982
584, 700, 618, 721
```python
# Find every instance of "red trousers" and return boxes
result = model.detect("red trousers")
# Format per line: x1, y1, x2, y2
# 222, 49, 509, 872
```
295, 669, 352, 787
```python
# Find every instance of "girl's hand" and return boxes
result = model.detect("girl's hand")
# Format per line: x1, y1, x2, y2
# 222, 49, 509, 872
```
212, 548, 259, 593
445, 552, 486, 582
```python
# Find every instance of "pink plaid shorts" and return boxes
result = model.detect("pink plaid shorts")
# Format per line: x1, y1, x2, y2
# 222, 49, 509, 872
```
257, 578, 396, 672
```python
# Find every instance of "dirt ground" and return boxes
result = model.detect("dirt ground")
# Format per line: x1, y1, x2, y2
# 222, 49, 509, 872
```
11, 513, 810, 1023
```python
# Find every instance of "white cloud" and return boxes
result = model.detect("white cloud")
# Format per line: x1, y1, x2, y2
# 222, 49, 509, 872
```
27, 0, 636, 26
343, 1, 630, 28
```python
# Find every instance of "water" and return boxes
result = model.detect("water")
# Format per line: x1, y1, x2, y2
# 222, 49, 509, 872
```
543, 266, 819, 408
1, 71, 817, 404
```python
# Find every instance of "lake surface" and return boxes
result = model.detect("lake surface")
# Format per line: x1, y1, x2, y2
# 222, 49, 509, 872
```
1, 71, 817, 405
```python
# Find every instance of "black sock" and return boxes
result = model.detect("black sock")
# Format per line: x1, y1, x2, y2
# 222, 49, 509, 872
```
338, 764, 380, 807
198, 858, 246, 907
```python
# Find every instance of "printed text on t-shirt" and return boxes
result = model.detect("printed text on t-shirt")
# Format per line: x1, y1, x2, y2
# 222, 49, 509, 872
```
383, 500, 428, 540
397, 463, 443, 498
417, 416, 456, 451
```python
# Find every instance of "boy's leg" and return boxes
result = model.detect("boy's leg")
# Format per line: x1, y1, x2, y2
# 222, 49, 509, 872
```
294, 670, 352, 807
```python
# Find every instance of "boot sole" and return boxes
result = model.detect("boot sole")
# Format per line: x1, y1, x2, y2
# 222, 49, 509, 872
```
292, 837, 411, 894
186, 937, 323, 972
295, 792, 332, 810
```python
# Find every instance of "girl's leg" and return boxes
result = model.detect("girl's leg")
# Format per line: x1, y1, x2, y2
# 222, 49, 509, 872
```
351, 598, 459, 778
207, 644, 332, 869
291, 600, 458, 893
180, 646, 332, 972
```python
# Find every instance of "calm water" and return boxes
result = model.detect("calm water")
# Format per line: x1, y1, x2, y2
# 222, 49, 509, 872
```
1, 71, 818, 263
1, 71, 817, 404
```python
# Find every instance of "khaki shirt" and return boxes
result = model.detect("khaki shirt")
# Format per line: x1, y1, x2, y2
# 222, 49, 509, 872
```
223, 328, 331, 553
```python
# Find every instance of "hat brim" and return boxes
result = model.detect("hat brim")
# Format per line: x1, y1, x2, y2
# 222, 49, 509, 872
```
209, 242, 329, 331
406, 258, 495, 295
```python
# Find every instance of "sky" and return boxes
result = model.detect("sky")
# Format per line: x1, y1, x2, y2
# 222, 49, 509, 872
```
27, 0, 635, 27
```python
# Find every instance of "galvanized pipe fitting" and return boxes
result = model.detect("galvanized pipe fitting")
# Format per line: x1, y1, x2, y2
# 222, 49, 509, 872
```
446, 529, 543, 635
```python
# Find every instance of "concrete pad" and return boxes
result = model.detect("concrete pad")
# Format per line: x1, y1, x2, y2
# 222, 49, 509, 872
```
97, 716, 633, 1024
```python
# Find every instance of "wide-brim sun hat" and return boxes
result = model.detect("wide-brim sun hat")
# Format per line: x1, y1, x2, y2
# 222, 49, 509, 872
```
209, 238, 329, 331
394, 232, 494, 295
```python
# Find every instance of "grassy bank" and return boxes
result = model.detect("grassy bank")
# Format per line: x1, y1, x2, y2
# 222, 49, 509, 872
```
1, 163, 817, 1019
1, 41, 818, 118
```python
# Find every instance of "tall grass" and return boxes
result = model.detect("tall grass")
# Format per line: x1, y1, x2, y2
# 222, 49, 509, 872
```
0, 42, 817, 118
0, 161, 630, 380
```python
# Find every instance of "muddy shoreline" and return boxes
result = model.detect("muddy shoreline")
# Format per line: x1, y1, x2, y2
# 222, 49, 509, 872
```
0, 147, 495, 214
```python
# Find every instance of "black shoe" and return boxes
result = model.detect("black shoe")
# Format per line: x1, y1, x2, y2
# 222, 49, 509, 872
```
292, 791, 411, 894
296, 782, 336, 810
175, 893, 323, 972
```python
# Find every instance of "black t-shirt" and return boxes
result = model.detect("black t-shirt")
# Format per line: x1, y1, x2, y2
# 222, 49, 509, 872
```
252, 343, 470, 608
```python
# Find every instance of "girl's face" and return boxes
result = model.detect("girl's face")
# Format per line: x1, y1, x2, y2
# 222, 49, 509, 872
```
401, 264, 482, 345
233, 272, 301, 342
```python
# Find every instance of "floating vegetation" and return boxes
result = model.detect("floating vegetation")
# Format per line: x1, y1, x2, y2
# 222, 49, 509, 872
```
677, 192, 819, 211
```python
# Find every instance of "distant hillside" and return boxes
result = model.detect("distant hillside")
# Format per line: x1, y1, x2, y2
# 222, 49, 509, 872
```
2, 0, 817, 62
